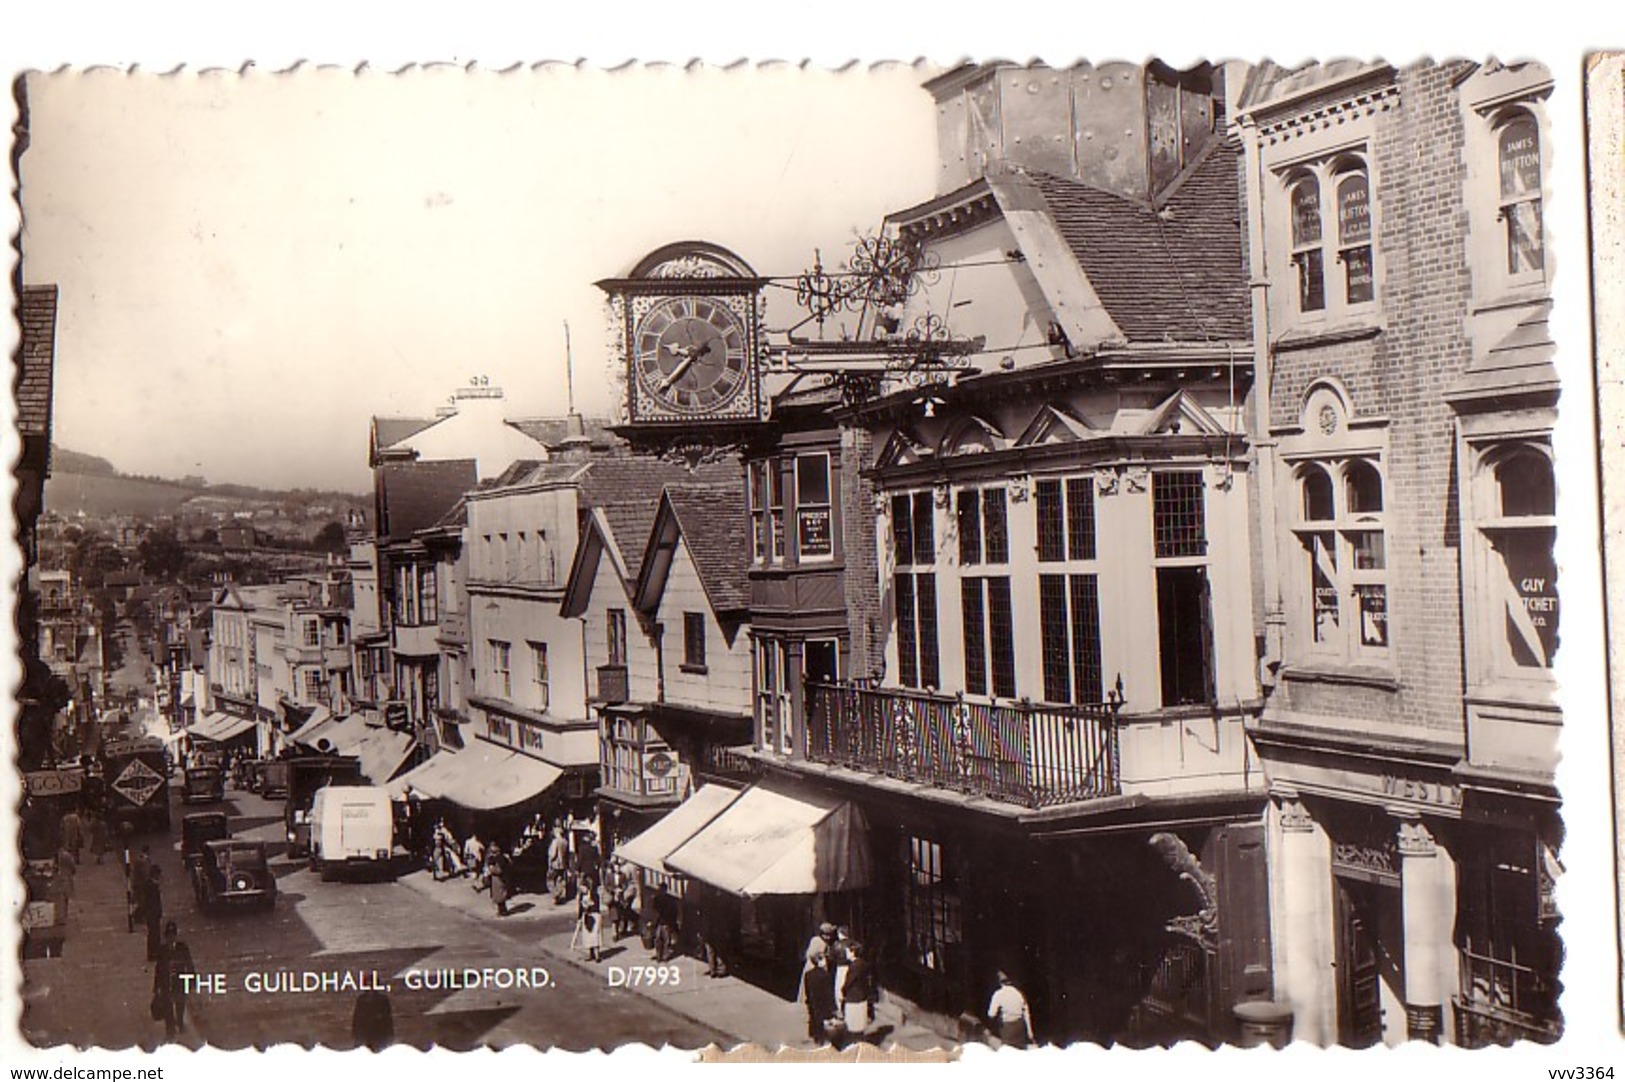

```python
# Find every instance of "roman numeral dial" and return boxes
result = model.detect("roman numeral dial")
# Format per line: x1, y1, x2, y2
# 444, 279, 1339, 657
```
633, 295, 751, 417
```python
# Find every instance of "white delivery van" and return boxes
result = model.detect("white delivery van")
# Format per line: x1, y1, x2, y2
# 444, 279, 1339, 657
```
308, 785, 395, 880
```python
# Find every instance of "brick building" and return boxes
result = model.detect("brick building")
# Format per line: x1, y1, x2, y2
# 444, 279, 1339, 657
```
1235, 59, 1559, 1046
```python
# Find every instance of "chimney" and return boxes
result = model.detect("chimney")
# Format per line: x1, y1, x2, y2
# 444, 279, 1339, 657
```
925, 60, 1220, 203
554, 411, 594, 463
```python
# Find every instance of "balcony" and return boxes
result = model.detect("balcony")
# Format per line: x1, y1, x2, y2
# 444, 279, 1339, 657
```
805, 681, 1120, 809
596, 664, 629, 705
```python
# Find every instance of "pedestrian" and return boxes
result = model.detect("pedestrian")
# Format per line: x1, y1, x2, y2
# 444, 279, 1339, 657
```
547, 827, 570, 904
698, 891, 731, 978
651, 881, 680, 963
611, 863, 639, 940
800, 921, 838, 1000
351, 989, 394, 1051
140, 866, 164, 963
60, 807, 84, 861
464, 833, 486, 890
574, 875, 605, 962
88, 812, 109, 865
487, 845, 512, 918
839, 941, 876, 1044
150, 920, 194, 1041
986, 970, 1035, 1048
803, 953, 839, 1046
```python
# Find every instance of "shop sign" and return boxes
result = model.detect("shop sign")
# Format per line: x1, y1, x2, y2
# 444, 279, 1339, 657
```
25, 769, 83, 797
22, 902, 57, 931
798, 509, 833, 558
1332, 841, 1399, 883
112, 757, 164, 807
1379, 773, 1462, 809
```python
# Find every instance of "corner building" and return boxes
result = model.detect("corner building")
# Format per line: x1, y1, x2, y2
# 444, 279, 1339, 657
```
1235, 60, 1560, 1046
738, 62, 1274, 1045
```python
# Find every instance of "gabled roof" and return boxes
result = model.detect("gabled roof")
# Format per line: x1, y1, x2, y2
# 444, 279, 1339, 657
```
1024, 141, 1249, 344
1136, 390, 1227, 437
377, 458, 477, 542
1015, 403, 1096, 446
561, 505, 639, 618
18, 284, 58, 449
370, 415, 442, 464
634, 483, 749, 616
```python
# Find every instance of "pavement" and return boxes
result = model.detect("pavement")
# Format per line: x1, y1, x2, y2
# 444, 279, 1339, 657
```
399, 865, 957, 1052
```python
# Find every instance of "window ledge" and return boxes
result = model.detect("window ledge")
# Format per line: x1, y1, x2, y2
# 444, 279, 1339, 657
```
679, 663, 709, 676
1464, 684, 1560, 715
1471, 289, 1550, 316
1280, 660, 1400, 691
1273, 320, 1384, 353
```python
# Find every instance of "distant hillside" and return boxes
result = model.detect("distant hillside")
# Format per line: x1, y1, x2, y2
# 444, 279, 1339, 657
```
49, 445, 117, 476
44, 471, 198, 517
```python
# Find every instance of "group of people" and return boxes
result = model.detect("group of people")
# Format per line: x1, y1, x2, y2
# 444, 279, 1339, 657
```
800, 922, 876, 1047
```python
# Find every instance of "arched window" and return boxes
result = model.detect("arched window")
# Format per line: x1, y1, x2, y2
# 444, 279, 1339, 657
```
1290, 175, 1325, 312
1497, 114, 1544, 275
1485, 447, 1558, 670
1335, 164, 1374, 304
1282, 155, 1377, 317
1292, 458, 1389, 655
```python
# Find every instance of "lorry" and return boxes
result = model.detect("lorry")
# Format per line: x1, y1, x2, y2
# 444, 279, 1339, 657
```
308, 785, 395, 880
283, 755, 362, 859
100, 738, 172, 834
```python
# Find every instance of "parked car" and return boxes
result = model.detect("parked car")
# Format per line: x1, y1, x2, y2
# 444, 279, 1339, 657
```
182, 766, 225, 805
193, 839, 277, 912
181, 812, 231, 865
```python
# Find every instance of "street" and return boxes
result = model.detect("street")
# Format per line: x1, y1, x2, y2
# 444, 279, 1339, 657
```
22, 781, 728, 1050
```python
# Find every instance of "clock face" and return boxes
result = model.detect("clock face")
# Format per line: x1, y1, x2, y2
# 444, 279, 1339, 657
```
633, 296, 751, 417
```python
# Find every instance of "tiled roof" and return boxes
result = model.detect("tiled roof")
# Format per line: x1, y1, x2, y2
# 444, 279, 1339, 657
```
18, 285, 57, 456
599, 501, 662, 580
507, 416, 621, 449
576, 452, 740, 511
372, 416, 441, 453
377, 458, 477, 541
663, 482, 749, 613
1026, 143, 1250, 344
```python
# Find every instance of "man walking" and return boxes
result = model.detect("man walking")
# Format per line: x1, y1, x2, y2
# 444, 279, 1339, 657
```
139, 866, 164, 963
151, 921, 194, 1041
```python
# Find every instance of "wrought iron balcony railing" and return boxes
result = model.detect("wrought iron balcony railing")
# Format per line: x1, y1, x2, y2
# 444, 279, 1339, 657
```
804, 680, 1120, 809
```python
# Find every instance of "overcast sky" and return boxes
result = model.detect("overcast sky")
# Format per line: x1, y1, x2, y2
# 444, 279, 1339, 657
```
19, 64, 940, 491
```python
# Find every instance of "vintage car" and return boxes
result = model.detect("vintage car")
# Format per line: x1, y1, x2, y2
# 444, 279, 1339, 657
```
182, 765, 225, 805
193, 839, 277, 912
181, 811, 231, 864
258, 760, 290, 799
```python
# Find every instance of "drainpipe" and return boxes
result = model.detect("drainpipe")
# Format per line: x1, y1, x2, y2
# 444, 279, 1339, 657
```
1238, 112, 1285, 691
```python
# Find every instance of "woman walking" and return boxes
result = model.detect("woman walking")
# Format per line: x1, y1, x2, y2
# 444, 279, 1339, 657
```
487, 845, 512, 917
575, 875, 605, 962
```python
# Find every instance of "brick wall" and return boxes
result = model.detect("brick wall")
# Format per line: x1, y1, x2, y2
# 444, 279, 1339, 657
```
840, 423, 883, 680
1269, 62, 1474, 736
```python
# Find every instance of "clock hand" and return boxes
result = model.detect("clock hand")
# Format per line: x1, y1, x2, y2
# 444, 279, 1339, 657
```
658, 340, 712, 393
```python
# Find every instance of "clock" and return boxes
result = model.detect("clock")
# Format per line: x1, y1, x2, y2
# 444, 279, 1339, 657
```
598, 241, 767, 430
634, 296, 750, 416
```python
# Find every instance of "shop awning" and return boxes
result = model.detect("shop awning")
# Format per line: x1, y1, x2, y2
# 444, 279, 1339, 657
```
664, 782, 873, 897
190, 712, 255, 743
615, 784, 743, 875
300, 713, 373, 755
286, 705, 333, 745
355, 727, 417, 785
387, 740, 562, 811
